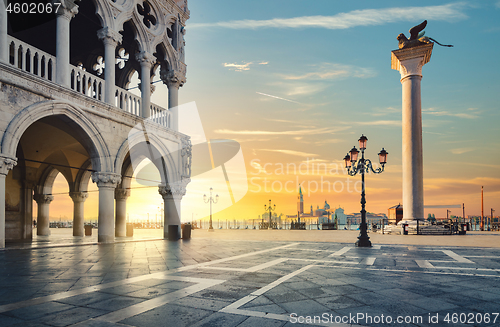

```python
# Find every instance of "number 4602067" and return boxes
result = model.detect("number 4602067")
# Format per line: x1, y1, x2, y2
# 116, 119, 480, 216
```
6, 2, 62, 14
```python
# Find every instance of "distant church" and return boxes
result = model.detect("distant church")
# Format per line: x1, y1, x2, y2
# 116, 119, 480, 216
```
287, 185, 346, 225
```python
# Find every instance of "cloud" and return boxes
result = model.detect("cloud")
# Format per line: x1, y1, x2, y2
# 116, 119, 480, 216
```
256, 92, 301, 104
223, 62, 253, 71
450, 147, 474, 154
282, 63, 376, 81
260, 149, 318, 157
357, 120, 401, 126
190, 3, 468, 30
214, 126, 349, 136
371, 107, 401, 117
423, 107, 480, 119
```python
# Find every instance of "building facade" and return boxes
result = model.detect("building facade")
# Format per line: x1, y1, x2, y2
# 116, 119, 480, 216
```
0, 0, 191, 247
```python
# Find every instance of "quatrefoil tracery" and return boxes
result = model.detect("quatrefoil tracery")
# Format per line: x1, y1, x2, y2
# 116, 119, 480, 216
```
137, 1, 157, 29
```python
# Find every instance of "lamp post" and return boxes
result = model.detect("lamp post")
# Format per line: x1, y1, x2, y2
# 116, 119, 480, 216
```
491, 208, 495, 231
203, 188, 218, 232
344, 134, 388, 247
264, 199, 276, 229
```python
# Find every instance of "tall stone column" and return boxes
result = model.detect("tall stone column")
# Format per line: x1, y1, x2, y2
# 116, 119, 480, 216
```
69, 192, 88, 236
55, 1, 78, 87
97, 27, 122, 105
91, 172, 121, 243
114, 188, 130, 237
392, 43, 433, 222
161, 70, 186, 131
136, 51, 156, 118
34, 194, 54, 236
0, 0, 8, 63
158, 180, 188, 240
0, 156, 17, 248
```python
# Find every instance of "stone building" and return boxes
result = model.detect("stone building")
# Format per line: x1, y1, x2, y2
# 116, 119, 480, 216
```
0, 0, 191, 247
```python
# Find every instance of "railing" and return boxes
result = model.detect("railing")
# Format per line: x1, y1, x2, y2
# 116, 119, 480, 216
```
5, 36, 171, 129
150, 103, 170, 128
7, 35, 56, 81
115, 88, 141, 116
70, 64, 105, 101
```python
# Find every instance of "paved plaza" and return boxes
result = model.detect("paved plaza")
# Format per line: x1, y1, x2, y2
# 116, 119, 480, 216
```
0, 230, 499, 327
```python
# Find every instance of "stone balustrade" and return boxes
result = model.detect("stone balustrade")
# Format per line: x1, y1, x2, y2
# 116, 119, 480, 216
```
5, 35, 170, 129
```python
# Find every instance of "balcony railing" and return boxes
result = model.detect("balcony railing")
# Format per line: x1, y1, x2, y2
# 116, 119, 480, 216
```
8, 35, 55, 81
6, 35, 170, 129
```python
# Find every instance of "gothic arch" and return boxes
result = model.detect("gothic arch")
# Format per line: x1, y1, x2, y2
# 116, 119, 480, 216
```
1, 100, 112, 172
114, 129, 179, 185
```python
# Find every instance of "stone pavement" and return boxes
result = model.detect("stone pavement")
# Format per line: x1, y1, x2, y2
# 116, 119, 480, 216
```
0, 231, 499, 326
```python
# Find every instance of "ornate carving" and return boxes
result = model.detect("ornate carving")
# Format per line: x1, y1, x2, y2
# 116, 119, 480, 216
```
54, 0, 79, 20
181, 137, 192, 179
97, 27, 123, 45
91, 172, 121, 188
397, 20, 453, 50
115, 188, 131, 200
69, 192, 89, 203
391, 44, 433, 80
0, 155, 17, 176
161, 69, 185, 89
158, 179, 189, 199
34, 194, 54, 205
135, 51, 156, 66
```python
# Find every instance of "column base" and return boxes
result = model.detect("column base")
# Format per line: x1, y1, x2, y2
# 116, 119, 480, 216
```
355, 235, 372, 247
167, 225, 180, 241
208, 227, 214, 232
98, 235, 114, 243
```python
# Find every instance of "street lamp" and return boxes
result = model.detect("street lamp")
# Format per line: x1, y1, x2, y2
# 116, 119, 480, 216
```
203, 188, 218, 232
491, 208, 495, 231
264, 199, 276, 229
344, 134, 388, 247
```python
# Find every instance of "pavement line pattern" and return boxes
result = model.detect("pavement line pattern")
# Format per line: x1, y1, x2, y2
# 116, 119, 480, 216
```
202, 258, 288, 272
219, 264, 362, 327
94, 276, 225, 323
329, 246, 351, 256
415, 259, 435, 268
0, 243, 297, 315
442, 250, 475, 263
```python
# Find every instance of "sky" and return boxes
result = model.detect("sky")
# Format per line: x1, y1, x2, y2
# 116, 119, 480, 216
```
49, 0, 500, 223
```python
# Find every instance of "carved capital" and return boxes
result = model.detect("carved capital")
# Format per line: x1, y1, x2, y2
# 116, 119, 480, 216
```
97, 27, 123, 46
181, 137, 192, 179
34, 194, 54, 205
161, 69, 186, 89
91, 172, 121, 188
0, 155, 17, 176
69, 192, 88, 203
54, 0, 79, 20
391, 43, 433, 81
115, 188, 131, 200
135, 51, 156, 66
158, 179, 190, 200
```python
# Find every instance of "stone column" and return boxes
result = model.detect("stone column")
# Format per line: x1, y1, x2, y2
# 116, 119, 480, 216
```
34, 194, 54, 236
0, 0, 8, 63
391, 43, 433, 222
161, 70, 186, 131
136, 51, 156, 119
114, 188, 130, 237
55, 1, 78, 87
97, 27, 122, 105
91, 172, 121, 243
158, 180, 188, 240
69, 192, 88, 236
0, 156, 17, 248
